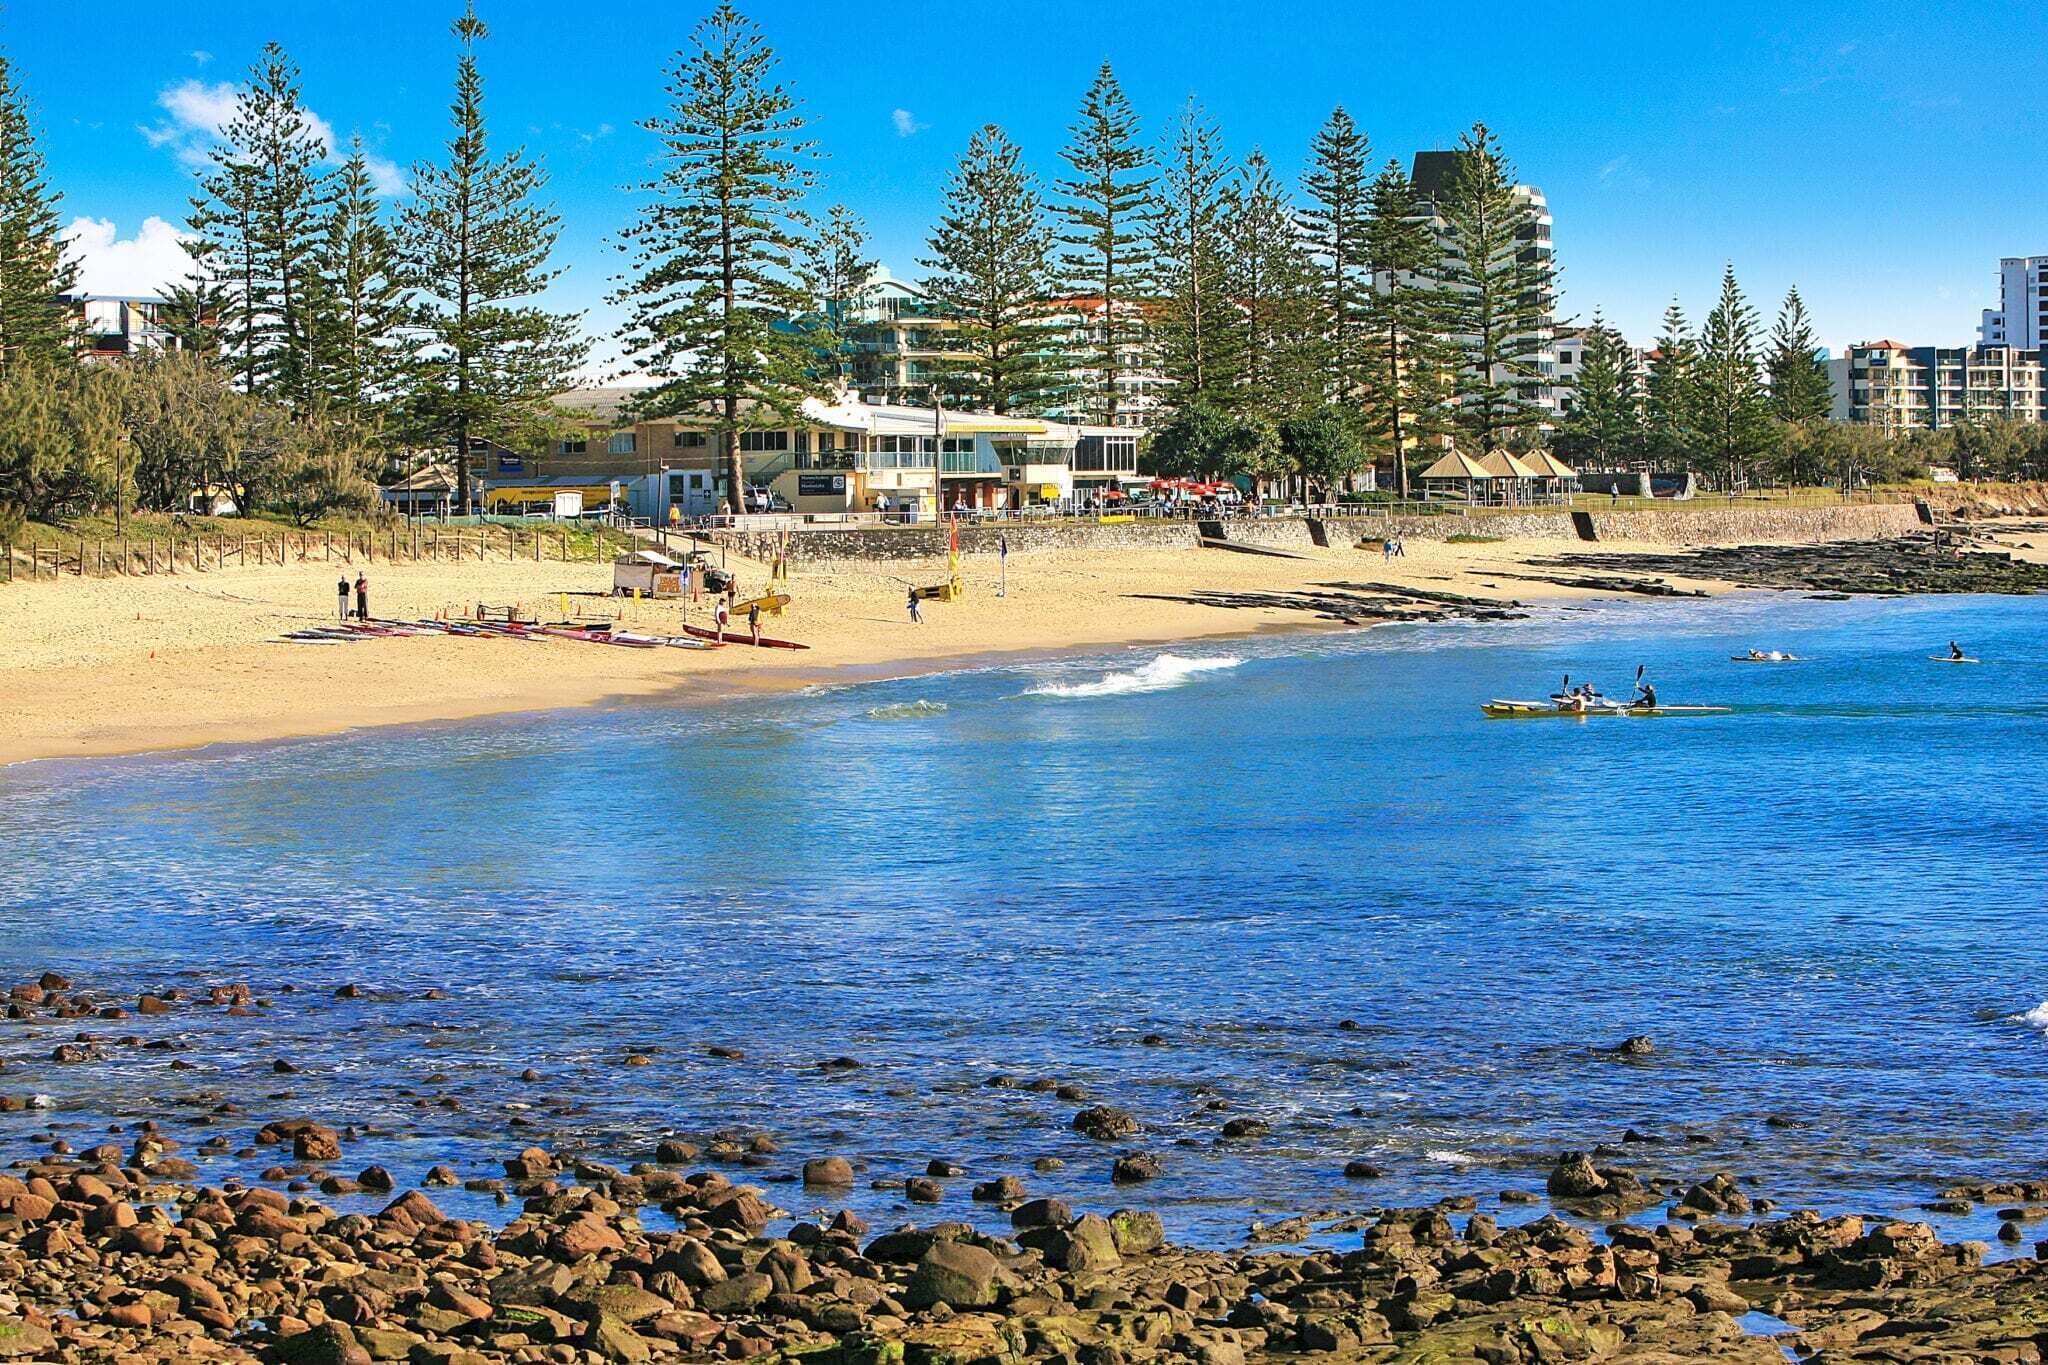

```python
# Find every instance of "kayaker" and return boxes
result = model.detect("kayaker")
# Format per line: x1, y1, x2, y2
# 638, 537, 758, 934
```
1950, 641, 1965, 660
1633, 679, 1658, 710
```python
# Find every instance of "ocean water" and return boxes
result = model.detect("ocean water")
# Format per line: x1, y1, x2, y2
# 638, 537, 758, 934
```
2, 591, 2046, 1248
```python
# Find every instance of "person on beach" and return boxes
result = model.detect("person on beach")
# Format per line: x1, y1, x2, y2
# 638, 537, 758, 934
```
747, 602, 761, 645
679, 559, 692, 602
714, 599, 729, 642
354, 572, 368, 622
336, 575, 350, 621
997, 533, 1008, 597
907, 587, 922, 624
1382, 539, 1392, 562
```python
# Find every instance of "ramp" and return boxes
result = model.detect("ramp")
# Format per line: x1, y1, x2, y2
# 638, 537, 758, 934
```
1571, 510, 1599, 542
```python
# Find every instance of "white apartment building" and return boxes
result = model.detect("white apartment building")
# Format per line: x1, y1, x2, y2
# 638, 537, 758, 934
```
58, 293, 178, 359
1547, 329, 1651, 415
1979, 257, 2048, 350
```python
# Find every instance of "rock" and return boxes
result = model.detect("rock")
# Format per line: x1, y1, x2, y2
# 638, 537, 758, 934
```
801, 1156, 854, 1186
1011, 1197, 1072, 1229
1072, 1106, 1140, 1140
971, 1175, 1024, 1203
1220, 1117, 1270, 1140
357, 1164, 395, 1192
925, 1159, 964, 1177
588, 1314, 653, 1363
1108, 1208, 1166, 1256
1113, 1152, 1163, 1183
654, 1139, 698, 1164
0, 1321, 57, 1359
276, 1322, 372, 1365
905, 1177, 944, 1203
294, 1123, 343, 1162
1680, 1172, 1754, 1216
551, 1212, 626, 1258
1343, 1160, 1387, 1179
904, 1240, 999, 1309
422, 1165, 458, 1187
699, 1271, 772, 1316
1546, 1151, 1609, 1198
1611, 1035, 1656, 1055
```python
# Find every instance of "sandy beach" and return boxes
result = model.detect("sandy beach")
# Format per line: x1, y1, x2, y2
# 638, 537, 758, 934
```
0, 528, 1766, 767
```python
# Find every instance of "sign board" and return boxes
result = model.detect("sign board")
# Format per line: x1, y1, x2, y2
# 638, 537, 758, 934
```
552, 490, 584, 519
797, 473, 847, 497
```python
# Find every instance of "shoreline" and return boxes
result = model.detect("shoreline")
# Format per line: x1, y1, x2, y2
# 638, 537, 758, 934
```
7, 971, 2048, 1363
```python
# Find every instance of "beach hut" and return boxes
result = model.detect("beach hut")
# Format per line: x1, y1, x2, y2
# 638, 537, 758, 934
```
1516, 449, 1580, 503
1418, 448, 1493, 503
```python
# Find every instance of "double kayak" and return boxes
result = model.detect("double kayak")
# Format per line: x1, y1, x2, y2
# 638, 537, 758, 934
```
1482, 699, 1732, 719
1730, 653, 1801, 663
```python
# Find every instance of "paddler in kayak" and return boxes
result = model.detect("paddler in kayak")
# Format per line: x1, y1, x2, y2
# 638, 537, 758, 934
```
1631, 676, 1658, 710
1949, 640, 1966, 660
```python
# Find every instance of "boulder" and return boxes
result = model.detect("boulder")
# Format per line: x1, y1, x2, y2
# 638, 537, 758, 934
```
1072, 1106, 1140, 1140
801, 1157, 854, 1187
903, 1240, 999, 1309
1112, 1153, 1163, 1183
1546, 1151, 1609, 1198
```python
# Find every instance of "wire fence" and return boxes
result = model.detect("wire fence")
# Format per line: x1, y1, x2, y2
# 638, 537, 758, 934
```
0, 524, 623, 584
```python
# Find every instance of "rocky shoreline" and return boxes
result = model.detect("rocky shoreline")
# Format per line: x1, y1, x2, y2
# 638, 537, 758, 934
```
9, 974, 2048, 1362
10, 1138, 2048, 1364
1531, 534, 2048, 596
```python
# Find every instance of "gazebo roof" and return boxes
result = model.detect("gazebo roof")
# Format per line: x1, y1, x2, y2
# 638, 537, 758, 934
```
1518, 449, 1578, 479
1419, 449, 1493, 480
1476, 450, 1542, 480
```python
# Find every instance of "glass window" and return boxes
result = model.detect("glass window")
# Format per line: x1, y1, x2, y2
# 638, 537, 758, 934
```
559, 439, 587, 454
674, 430, 707, 448
608, 432, 637, 455
739, 430, 791, 452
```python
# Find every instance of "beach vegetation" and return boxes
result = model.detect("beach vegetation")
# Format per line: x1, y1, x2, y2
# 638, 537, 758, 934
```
1055, 63, 1157, 426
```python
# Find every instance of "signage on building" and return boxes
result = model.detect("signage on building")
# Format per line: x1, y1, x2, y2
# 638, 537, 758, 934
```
797, 473, 846, 497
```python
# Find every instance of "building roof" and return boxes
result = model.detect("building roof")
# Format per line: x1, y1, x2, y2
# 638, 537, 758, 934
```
1419, 449, 1492, 480
1518, 449, 1577, 478
1476, 450, 1542, 480
1410, 151, 1462, 200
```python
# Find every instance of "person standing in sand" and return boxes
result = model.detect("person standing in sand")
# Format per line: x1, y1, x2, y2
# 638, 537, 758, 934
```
747, 602, 761, 645
714, 598, 730, 642
354, 572, 369, 622
336, 575, 350, 621
907, 587, 922, 624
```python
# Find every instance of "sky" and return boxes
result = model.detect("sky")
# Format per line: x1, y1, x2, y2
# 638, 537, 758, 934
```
10, 0, 2046, 375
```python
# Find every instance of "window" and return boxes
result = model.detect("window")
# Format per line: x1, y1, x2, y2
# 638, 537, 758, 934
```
674, 430, 707, 448
739, 430, 790, 452
608, 432, 637, 455
559, 439, 587, 454
817, 433, 836, 452
795, 431, 810, 454
1559, 350, 1574, 365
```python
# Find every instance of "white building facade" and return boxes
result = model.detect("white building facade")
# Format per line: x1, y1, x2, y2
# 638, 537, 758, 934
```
1980, 257, 2048, 350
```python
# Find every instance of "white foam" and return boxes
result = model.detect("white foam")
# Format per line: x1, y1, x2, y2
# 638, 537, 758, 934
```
1025, 654, 1244, 699
2019, 1001, 2048, 1030
1424, 1148, 1476, 1166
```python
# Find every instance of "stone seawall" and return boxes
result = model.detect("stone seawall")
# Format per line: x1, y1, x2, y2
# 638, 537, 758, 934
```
710, 501, 1922, 564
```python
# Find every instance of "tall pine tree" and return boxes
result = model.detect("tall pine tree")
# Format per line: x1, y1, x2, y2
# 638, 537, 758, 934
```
1437, 123, 1555, 454
310, 138, 413, 424
920, 124, 1060, 415
612, 2, 818, 513
1695, 264, 1773, 489
1222, 150, 1317, 424
1554, 313, 1644, 467
1361, 158, 1448, 497
797, 203, 875, 388
1055, 63, 1154, 425
1766, 286, 1831, 428
403, 3, 588, 514
0, 51, 76, 371
192, 44, 329, 404
1644, 301, 1700, 468
1298, 108, 1372, 406
1151, 97, 1237, 415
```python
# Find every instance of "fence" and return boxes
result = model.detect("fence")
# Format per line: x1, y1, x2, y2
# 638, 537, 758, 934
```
0, 524, 617, 584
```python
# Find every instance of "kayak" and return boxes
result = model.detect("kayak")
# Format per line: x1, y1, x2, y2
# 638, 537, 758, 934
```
1482, 699, 1731, 719
680, 623, 810, 650
1928, 656, 1981, 663
1729, 654, 1801, 662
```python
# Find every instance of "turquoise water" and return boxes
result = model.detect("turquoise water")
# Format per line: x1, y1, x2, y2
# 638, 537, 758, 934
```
1, 592, 2045, 1246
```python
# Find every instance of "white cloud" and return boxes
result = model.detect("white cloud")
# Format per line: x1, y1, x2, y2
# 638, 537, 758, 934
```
891, 108, 927, 138
60, 217, 198, 297
1598, 155, 1629, 181
141, 78, 407, 197
191, 49, 214, 66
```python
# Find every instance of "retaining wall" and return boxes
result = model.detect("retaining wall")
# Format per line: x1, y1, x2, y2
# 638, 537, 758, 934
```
709, 501, 1923, 565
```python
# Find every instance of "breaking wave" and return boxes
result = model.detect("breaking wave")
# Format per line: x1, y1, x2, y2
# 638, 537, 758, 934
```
1024, 654, 1245, 700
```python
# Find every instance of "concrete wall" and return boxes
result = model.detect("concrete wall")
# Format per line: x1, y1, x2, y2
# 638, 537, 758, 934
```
708, 501, 1923, 564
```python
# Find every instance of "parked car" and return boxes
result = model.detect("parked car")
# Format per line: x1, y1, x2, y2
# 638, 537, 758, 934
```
742, 486, 791, 513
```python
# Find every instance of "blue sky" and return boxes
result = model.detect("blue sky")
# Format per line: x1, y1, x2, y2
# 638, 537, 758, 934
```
13, 0, 2045, 371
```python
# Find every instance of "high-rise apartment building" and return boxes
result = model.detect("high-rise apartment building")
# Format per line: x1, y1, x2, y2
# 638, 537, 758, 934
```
1979, 257, 2048, 350
1828, 340, 2044, 429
